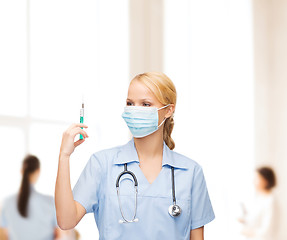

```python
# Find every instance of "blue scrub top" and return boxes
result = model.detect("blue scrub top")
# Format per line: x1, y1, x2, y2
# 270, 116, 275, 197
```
0, 186, 57, 240
73, 138, 215, 240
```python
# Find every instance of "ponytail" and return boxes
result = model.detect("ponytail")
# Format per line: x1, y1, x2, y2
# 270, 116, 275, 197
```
18, 155, 40, 218
164, 116, 175, 150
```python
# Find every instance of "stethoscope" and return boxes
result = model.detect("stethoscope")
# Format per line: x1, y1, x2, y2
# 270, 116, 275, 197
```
116, 163, 181, 224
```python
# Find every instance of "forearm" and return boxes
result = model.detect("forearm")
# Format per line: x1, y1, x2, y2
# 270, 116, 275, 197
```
55, 154, 78, 229
55, 124, 88, 230
190, 226, 204, 240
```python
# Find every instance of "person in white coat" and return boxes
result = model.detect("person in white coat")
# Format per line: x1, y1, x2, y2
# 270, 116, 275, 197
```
238, 167, 277, 240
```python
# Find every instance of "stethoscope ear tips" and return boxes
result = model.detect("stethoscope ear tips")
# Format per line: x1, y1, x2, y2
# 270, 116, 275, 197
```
134, 218, 139, 222
168, 204, 182, 217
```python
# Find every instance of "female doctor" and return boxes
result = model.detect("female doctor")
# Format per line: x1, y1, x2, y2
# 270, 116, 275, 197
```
55, 72, 215, 240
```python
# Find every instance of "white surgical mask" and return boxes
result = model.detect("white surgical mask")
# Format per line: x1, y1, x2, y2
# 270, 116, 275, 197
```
122, 104, 170, 138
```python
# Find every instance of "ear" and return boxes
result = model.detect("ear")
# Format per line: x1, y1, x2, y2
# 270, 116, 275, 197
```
165, 104, 175, 119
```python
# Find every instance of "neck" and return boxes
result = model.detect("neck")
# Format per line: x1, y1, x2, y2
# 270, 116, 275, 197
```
29, 170, 39, 184
133, 129, 164, 161
257, 188, 272, 196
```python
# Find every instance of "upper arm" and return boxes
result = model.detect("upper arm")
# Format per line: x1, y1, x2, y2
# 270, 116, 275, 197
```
190, 226, 204, 240
75, 200, 86, 225
72, 153, 104, 214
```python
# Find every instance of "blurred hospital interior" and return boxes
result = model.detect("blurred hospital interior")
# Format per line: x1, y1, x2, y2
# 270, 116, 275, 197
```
0, 0, 287, 239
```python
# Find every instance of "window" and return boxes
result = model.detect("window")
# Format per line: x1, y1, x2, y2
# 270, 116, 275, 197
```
0, 0, 129, 238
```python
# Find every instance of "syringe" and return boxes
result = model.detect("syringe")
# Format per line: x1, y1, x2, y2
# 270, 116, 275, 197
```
79, 98, 84, 140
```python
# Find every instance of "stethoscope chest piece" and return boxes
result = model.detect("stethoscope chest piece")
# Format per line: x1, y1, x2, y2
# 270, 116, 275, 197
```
168, 204, 182, 217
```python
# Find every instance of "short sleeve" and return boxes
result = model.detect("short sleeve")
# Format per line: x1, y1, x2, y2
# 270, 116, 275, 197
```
72, 153, 103, 214
190, 165, 215, 230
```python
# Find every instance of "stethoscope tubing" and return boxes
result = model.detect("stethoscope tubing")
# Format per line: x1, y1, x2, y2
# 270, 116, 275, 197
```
171, 166, 176, 205
116, 163, 138, 223
116, 163, 181, 223
116, 163, 138, 187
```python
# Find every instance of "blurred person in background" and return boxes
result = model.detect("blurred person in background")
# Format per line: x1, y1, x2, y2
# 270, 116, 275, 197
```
0, 155, 61, 240
238, 166, 277, 240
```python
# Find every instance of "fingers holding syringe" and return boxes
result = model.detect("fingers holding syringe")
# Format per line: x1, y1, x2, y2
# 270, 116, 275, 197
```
74, 139, 85, 147
73, 128, 88, 148
60, 125, 89, 157
70, 127, 89, 139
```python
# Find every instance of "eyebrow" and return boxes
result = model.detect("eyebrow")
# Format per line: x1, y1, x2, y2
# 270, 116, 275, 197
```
126, 98, 153, 102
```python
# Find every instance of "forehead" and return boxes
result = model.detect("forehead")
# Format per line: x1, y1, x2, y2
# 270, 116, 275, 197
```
127, 80, 156, 99
256, 172, 266, 181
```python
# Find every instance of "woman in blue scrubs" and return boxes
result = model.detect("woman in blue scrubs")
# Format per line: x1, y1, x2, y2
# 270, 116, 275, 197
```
0, 155, 60, 240
55, 72, 215, 240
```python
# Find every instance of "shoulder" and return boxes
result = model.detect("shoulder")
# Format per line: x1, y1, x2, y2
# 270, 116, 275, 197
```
264, 194, 275, 206
1, 194, 17, 209
35, 191, 54, 202
170, 148, 203, 173
87, 142, 127, 167
93, 143, 124, 159
32, 191, 55, 208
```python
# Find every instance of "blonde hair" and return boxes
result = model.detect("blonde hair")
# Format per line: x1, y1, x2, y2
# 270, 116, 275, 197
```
131, 72, 177, 150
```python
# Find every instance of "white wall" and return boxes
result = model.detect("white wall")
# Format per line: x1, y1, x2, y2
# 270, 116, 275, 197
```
163, 1, 254, 239
129, 0, 163, 77
253, 0, 287, 239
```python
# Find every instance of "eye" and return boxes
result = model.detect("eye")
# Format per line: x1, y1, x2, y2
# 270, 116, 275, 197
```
142, 102, 151, 107
126, 101, 133, 106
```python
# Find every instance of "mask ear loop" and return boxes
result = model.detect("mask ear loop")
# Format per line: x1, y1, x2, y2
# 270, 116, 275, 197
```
157, 104, 171, 128
158, 104, 170, 111
158, 117, 166, 128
